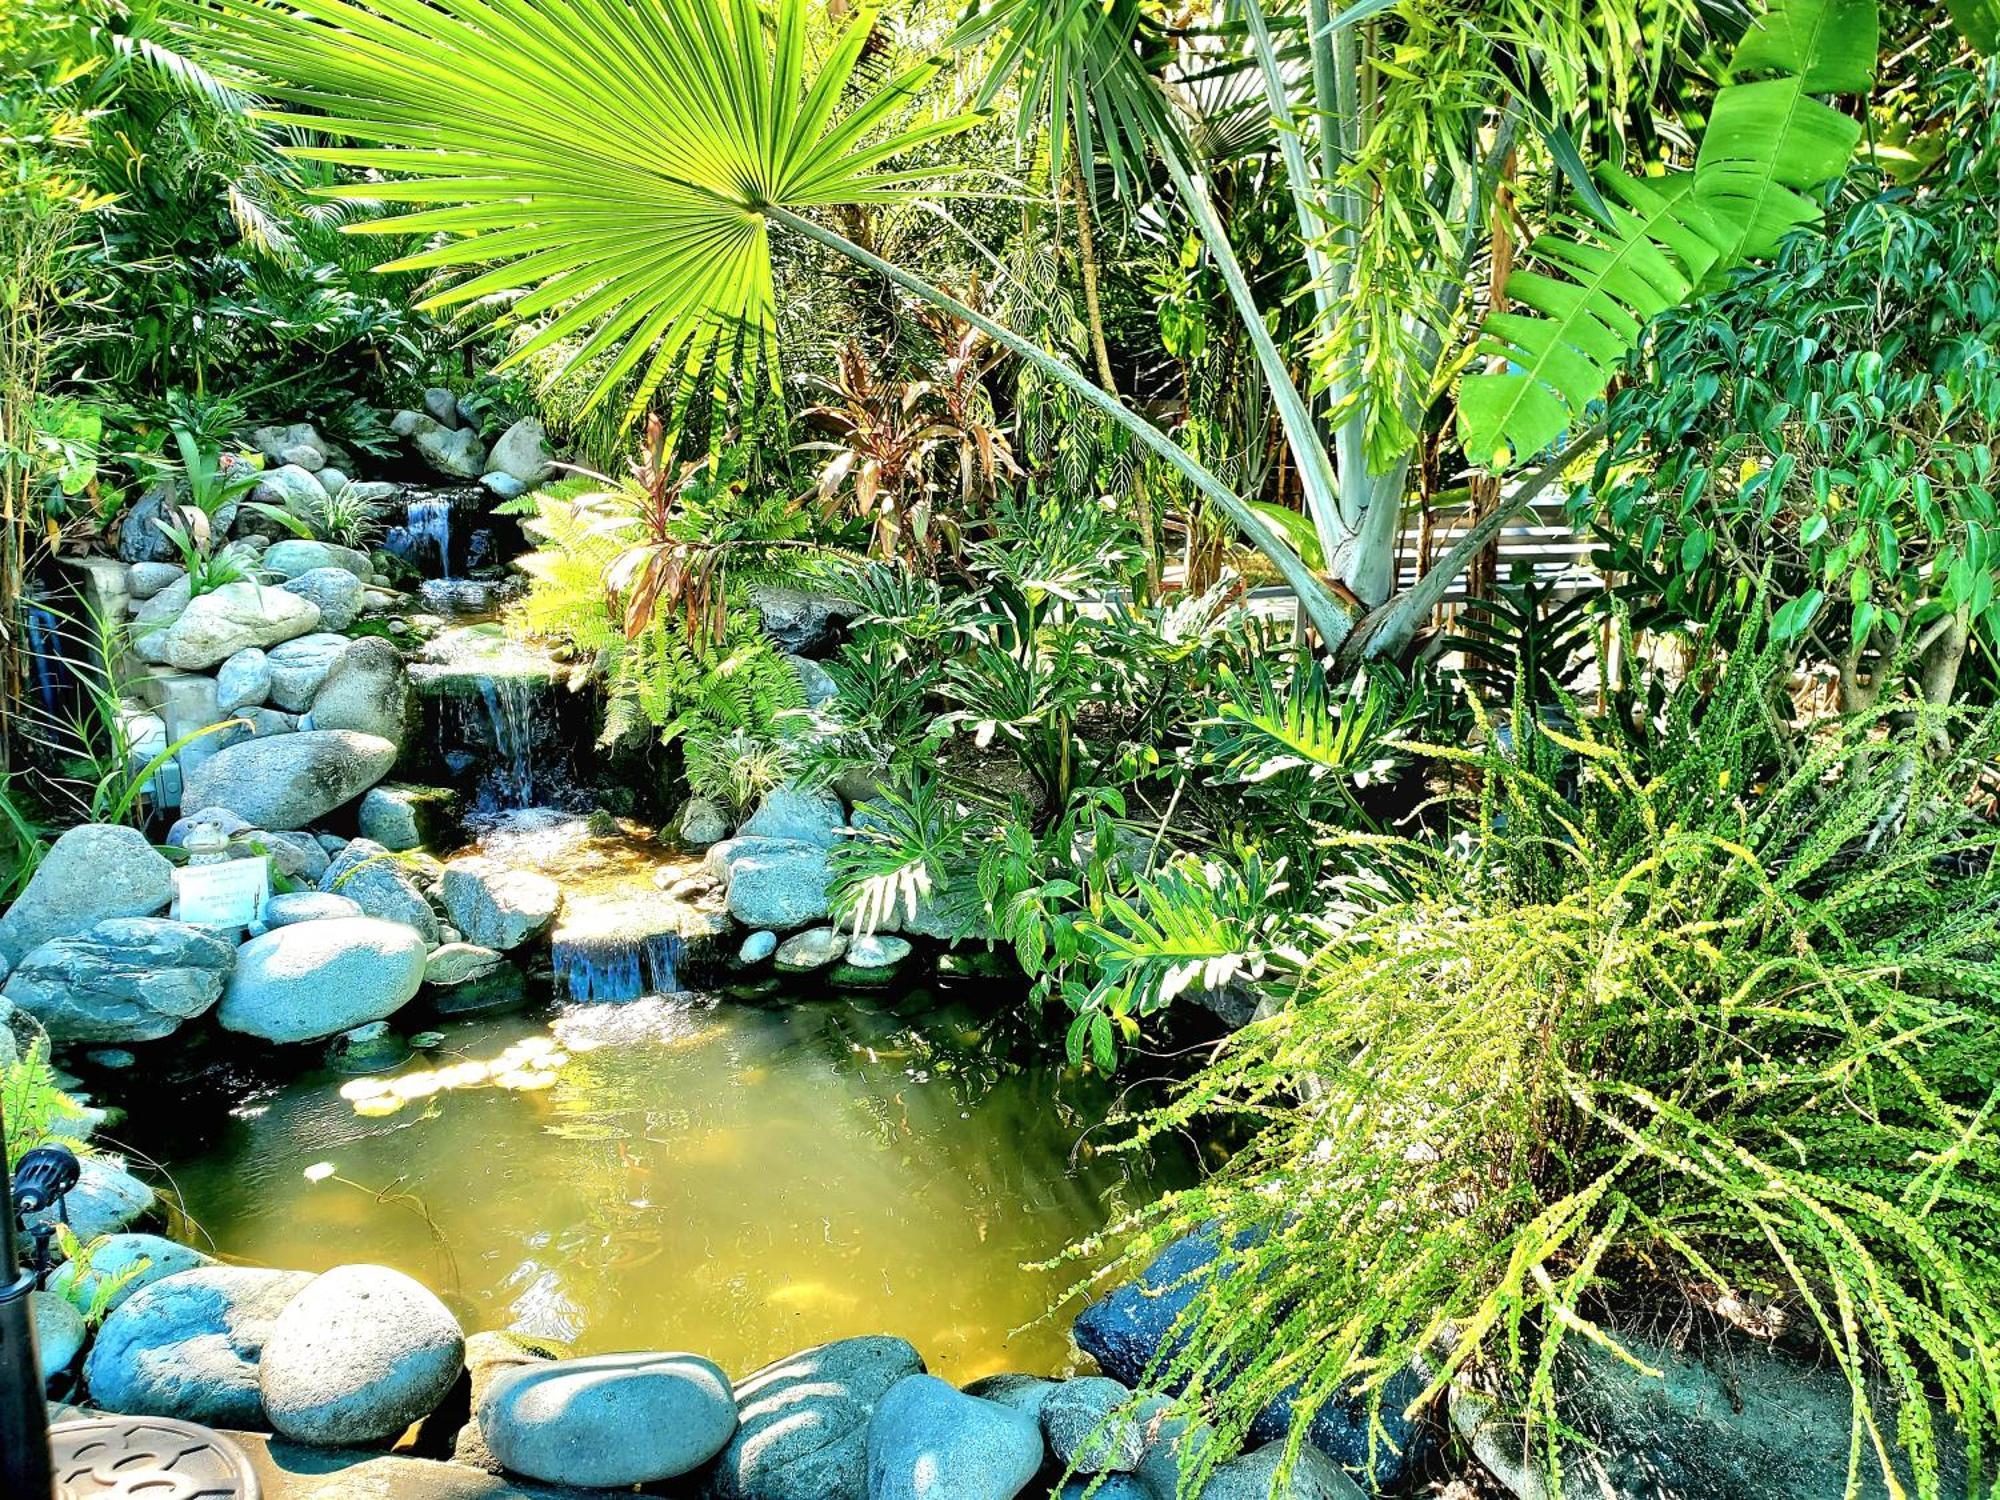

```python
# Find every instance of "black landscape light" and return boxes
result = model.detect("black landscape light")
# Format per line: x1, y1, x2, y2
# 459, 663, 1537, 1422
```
1, 1094, 57, 1500
1, 1099, 259, 1498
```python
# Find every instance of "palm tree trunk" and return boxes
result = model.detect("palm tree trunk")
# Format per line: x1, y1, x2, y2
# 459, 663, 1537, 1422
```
1067, 146, 1160, 600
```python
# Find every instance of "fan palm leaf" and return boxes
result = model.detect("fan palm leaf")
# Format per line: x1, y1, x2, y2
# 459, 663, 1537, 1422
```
202, 0, 977, 416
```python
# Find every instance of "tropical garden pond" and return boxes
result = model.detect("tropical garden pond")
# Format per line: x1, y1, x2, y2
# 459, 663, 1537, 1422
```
142, 990, 1195, 1386
3, 1, 1999, 1498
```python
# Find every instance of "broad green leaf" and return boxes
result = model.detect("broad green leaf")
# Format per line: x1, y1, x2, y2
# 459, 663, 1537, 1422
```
1459, 0, 1878, 470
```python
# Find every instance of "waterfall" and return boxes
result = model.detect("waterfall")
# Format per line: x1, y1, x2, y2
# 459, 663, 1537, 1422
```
387, 496, 454, 579
454, 680, 572, 824
551, 928, 688, 1003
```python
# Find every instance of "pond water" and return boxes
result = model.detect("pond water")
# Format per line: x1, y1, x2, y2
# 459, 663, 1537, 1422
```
144, 987, 1196, 1383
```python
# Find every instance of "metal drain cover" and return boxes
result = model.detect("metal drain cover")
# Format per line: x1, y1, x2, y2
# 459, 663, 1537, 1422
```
50, 1417, 260, 1499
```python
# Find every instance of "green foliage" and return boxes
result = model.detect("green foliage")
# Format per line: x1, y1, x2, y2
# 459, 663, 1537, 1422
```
1592, 87, 2000, 709
207, 0, 977, 421
1076, 618, 2000, 1496
1460, 0, 1878, 468
1, 1040, 86, 1164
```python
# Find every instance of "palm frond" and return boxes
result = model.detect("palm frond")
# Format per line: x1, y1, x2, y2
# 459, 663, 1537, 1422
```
204, 0, 978, 418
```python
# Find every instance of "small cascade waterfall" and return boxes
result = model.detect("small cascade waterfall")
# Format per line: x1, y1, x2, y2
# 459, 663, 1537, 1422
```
387, 495, 455, 578
470, 673, 568, 813
456, 809, 728, 1004
411, 627, 585, 815
552, 918, 689, 1002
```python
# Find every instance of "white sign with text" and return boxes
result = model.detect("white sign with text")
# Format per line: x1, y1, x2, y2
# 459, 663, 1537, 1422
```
173, 857, 270, 927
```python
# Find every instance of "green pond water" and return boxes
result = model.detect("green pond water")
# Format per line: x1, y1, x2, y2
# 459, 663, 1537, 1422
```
147, 989, 1196, 1383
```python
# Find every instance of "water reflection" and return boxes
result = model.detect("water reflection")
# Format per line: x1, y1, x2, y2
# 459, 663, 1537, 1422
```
154, 992, 1189, 1381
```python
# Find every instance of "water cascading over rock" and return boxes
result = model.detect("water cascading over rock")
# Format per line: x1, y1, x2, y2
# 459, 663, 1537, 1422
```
408, 626, 586, 816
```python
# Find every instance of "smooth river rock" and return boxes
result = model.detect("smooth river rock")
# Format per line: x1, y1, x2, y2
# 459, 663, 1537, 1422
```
737, 784, 846, 848
2, 917, 235, 1042
48, 1232, 216, 1316
262, 892, 364, 929
261, 1264, 465, 1446
281, 567, 364, 632
439, 859, 561, 951
320, 839, 440, 946
0, 823, 173, 968
307, 638, 414, 745
219, 917, 426, 1043
158, 582, 322, 670
266, 632, 351, 712
86, 1267, 315, 1427
715, 839, 832, 932
263, 539, 372, 581
217, 646, 272, 712
25, 1157, 155, 1240
182, 730, 397, 829
486, 416, 555, 487
707, 1335, 924, 1500
864, 1374, 1043, 1500
33, 1292, 86, 1381
1042, 1376, 1146, 1474
480, 1351, 738, 1487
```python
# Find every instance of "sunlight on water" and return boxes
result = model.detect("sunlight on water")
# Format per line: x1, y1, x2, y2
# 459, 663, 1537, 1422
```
153, 992, 1191, 1382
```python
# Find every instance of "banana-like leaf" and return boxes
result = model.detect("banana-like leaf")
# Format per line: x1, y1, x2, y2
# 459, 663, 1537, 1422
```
1459, 0, 1876, 469
203, 0, 977, 418
1947, 0, 2000, 51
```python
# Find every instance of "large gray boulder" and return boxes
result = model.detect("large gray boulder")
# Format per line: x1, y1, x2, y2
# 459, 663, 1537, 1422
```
737, 784, 845, 848
864, 1375, 1043, 1500
49, 1233, 216, 1316
480, 1351, 737, 1487
1457, 1329, 1969, 1500
320, 839, 439, 946
250, 423, 329, 470
3, 918, 235, 1042
266, 632, 351, 713
219, 917, 426, 1043
438, 859, 561, 952
753, 587, 846, 656
250, 463, 330, 520
714, 839, 832, 931
485, 417, 555, 487
157, 582, 322, 671
85, 1267, 314, 1427
0, 823, 172, 967
358, 784, 456, 853
396, 411, 487, 478
707, 1336, 924, 1500
260, 1264, 465, 1446
307, 638, 413, 746
262, 539, 371, 581
281, 567, 365, 632
182, 730, 396, 829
